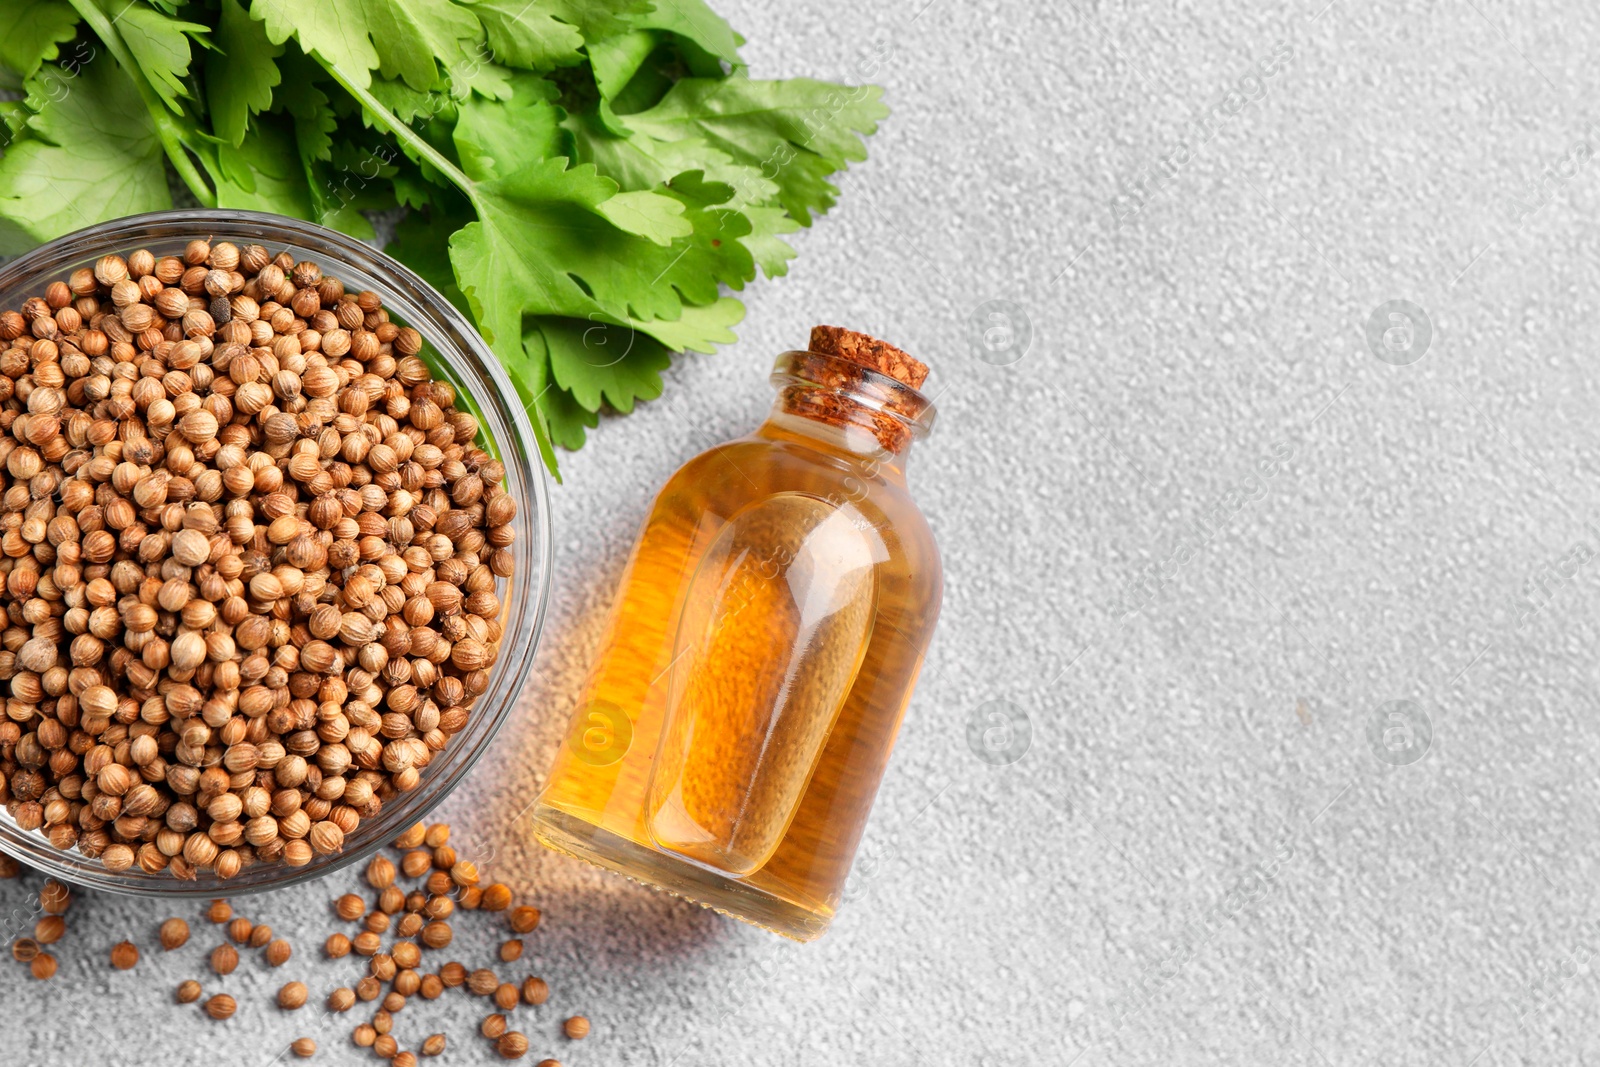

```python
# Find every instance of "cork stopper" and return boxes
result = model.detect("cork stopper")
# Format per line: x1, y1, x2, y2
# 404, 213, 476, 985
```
776, 327, 933, 455
808, 325, 929, 390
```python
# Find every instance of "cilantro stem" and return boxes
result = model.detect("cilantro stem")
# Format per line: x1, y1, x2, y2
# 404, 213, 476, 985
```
321, 64, 478, 204
66, 0, 217, 208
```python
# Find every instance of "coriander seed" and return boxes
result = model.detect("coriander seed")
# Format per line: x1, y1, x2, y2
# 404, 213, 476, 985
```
278, 981, 309, 1010
208, 901, 232, 924
266, 939, 292, 966
336, 894, 365, 921
160, 918, 190, 950
290, 1037, 316, 1058
509, 907, 541, 934
439, 962, 466, 987
211, 943, 239, 975
482, 1013, 508, 1040
563, 1016, 590, 1040
205, 994, 236, 1020
177, 980, 203, 1003
12, 938, 40, 963
110, 941, 139, 970
480, 884, 512, 911
521, 977, 549, 1006
352, 1024, 376, 1048
495, 983, 519, 1011
497, 1033, 529, 1060
34, 916, 65, 945
421, 1034, 446, 1057
468, 968, 498, 996
325, 933, 352, 958
499, 939, 523, 962
328, 988, 356, 1012
30, 954, 56, 980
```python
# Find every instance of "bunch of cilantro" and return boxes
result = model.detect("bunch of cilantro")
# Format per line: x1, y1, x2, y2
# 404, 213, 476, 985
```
0, 0, 886, 473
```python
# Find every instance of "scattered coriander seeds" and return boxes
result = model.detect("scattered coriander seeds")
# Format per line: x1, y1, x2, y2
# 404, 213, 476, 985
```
250, 925, 274, 950
336, 893, 366, 921
458, 887, 484, 910
383, 990, 406, 1013
229, 918, 254, 944
537, 1060, 562, 1067
325, 933, 352, 958
353, 931, 382, 956
394, 969, 421, 996
482, 1013, 508, 1039
30, 953, 56, 980
211, 943, 239, 975
481, 884, 512, 911
401, 851, 432, 879
356, 976, 381, 1001
110, 941, 140, 969
206, 994, 236, 1020
291, 1037, 316, 1058
373, 1009, 394, 1034
177, 980, 203, 1003
12, 938, 40, 962
439, 961, 466, 987
419, 973, 444, 999
421, 921, 452, 949
499, 939, 523, 962
352, 1024, 376, 1048
328, 987, 356, 1012
208, 901, 233, 924
278, 981, 309, 1010
495, 983, 520, 1011
468, 968, 499, 996
40, 881, 70, 915
563, 1017, 590, 1040
397, 913, 424, 939
394, 1052, 417, 1067
379, 886, 406, 914
509, 906, 540, 934
160, 918, 190, 950
498, 1033, 529, 1060
392, 942, 421, 969
365, 911, 392, 935
34, 916, 65, 945
521, 977, 549, 1006
394, 823, 427, 850
421, 1034, 446, 1057
367, 857, 397, 891
266, 939, 293, 966
0, 244, 518, 881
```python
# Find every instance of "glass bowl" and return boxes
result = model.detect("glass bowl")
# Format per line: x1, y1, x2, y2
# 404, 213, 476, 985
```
0, 210, 551, 895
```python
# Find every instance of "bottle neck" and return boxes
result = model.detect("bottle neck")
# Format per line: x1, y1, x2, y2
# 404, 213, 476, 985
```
764, 350, 935, 473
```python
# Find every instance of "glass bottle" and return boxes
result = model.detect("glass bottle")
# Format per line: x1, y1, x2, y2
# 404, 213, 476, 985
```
530, 327, 942, 941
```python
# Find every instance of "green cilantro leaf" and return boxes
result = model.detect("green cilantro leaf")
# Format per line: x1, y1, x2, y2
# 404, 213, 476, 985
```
207, 0, 281, 146
541, 315, 671, 413
111, 0, 210, 114
203, 118, 314, 218
0, 57, 170, 252
0, 0, 80, 88
624, 77, 887, 225
250, 0, 481, 91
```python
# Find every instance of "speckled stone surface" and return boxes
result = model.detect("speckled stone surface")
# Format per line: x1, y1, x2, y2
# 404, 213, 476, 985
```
6, 0, 1600, 1064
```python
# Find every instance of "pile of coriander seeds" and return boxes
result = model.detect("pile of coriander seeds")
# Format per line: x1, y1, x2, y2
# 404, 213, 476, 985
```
0, 238, 515, 879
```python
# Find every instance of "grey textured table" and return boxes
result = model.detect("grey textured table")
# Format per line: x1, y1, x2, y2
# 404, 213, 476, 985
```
7, 0, 1600, 1064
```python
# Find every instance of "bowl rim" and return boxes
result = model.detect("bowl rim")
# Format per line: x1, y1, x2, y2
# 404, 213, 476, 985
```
0, 209, 553, 896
